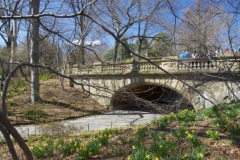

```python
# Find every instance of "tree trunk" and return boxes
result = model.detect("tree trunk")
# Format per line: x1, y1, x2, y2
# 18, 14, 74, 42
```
10, 19, 17, 76
137, 43, 142, 61
55, 36, 65, 90
113, 41, 119, 63
27, 25, 31, 76
80, 39, 85, 65
30, 0, 41, 102
0, 112, 33, 159
10, 19, 17, 64
0, 124, 18, 160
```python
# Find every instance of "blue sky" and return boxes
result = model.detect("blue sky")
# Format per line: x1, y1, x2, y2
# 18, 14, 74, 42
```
0, 0, 192, 48
1, 0, 239, 51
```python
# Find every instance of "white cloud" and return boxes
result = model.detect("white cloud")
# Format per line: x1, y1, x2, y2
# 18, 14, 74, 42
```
71, 40, 101, 46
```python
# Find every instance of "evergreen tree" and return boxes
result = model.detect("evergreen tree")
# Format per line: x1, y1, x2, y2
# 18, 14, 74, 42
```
119, 40, 132, 61
148, 33, 173, 57
135, 38, 149, 58
102, 49, 114, 62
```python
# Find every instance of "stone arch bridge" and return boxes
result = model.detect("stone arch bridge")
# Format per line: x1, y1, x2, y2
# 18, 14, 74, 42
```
67, 57, 240, 111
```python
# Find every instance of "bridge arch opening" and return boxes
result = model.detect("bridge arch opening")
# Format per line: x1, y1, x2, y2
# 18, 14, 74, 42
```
112, 84, 193, 113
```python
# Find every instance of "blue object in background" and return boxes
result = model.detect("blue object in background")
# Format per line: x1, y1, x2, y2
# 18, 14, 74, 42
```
184, 51, 191, 58
179, 51, 191, 59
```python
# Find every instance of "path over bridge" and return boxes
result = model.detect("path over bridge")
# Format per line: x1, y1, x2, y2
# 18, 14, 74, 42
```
67, 57, 240, 112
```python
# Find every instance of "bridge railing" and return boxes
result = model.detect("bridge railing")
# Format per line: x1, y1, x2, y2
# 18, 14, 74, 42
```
69, 56, 240, 75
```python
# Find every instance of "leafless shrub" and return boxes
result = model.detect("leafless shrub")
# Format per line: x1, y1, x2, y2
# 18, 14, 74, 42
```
38, 122, 81, 136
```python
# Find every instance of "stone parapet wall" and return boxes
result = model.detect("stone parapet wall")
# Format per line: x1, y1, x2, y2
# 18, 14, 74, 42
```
69, 57, 240, 76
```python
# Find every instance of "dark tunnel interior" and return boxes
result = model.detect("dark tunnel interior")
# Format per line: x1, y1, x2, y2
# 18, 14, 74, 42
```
113, 84, 193, 113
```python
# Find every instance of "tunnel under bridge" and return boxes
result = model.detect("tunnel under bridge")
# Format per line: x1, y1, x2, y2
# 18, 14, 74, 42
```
71, 73, 240, 112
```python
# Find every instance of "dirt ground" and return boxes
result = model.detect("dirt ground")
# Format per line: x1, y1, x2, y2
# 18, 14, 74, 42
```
6, 78, 110, 125
2, 78, 240, 159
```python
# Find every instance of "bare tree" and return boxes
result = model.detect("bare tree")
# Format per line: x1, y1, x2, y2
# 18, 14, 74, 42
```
134, 0, 168, 59
65, 0, 95, 66
93, 0, 141, 63
94, 0, 170, 62
0, 0, 26, 77
176, 0, 225, 54
0, 0, 239, 159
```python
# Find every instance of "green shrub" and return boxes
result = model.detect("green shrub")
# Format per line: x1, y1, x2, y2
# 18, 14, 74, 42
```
168, 112, 177, 122
10, 80, 28, 88
157, 116, 168, 130
192, 146, 206, 160
39, 73, 57, 81
87, 139, 101, 155
206, 130, 220, 140
176, 109, 196, 126
224, 106, 239, 119
173, 146, 206, 160
201, 108, 216, 118
209, 117, 222, 128
83, 133, 90, 138
24, 109, 48, 122
172, 127, 187, 138
136, 127, 146, 139
149, 131, 162, 141
77, 142, 89, 160
98, 134, 109, 145
99, 128, 119, 136
131, 144, 150, 160
228, 123, 240, 136
56, 138, 81, 155
150, 139, 175, 157
150, 118, 159, 125
232, 103, 240, 111
7, 80, 28, 98
112, 147, 123, 157
9, 101, 17, 106
30, 138, 54, 158
185, 130, 199, 147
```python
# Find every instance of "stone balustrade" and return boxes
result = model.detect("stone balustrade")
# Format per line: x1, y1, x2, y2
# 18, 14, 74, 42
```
69, 56, 240, 75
